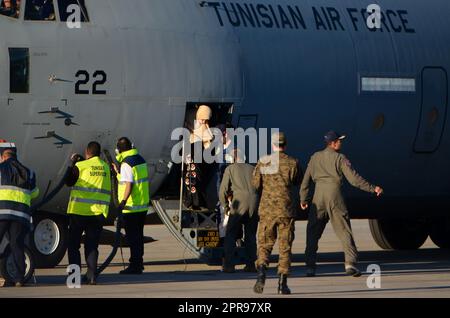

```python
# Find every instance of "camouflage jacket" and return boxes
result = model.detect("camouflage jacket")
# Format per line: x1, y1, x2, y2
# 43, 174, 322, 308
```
252, 152, 302, 218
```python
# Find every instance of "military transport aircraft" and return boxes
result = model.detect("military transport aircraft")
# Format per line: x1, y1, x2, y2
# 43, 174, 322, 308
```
0, 0, 449, 273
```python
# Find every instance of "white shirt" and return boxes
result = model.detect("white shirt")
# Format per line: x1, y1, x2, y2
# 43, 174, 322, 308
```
120, 163, 134, 183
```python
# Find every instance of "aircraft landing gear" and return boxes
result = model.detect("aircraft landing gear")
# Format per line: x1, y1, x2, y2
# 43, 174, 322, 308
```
429, 217, 450, 249
369, 218, 429, 250
0, 235, 36, 284
31, 213, 68, 268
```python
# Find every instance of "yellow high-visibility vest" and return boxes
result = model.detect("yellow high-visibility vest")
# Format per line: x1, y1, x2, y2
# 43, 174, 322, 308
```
116, 149, 150, 214
67, 156, 111, 218
0, 159, 39, 224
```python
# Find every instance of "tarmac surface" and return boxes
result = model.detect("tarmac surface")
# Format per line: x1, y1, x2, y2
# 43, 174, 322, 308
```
1, 220, 449, 298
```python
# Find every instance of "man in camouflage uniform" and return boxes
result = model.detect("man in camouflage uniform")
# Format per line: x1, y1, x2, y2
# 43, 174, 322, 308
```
300, 131, 383, 277
252, 132, 302, 295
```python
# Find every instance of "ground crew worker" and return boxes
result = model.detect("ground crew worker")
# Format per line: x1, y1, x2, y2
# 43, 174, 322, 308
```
0, 141, 39, 287
66, 141, 111, 285
252, 132, 302, 295
113, 137, 150, 275
300, 131, 384, 277
219, 149, 259, 273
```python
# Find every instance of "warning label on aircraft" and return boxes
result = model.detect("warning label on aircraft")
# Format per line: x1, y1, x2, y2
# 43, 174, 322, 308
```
197, 230, 220, 248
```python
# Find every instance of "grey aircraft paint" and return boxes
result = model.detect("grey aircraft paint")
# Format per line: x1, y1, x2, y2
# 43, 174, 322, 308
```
0, 0, 449, 265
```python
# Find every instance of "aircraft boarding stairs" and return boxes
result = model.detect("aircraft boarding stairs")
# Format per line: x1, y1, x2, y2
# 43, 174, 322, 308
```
151, 197, 249, 266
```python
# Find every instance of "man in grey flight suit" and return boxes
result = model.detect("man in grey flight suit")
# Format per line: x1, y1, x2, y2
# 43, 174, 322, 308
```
219, 149, 259, 273
300, 131, 383, 277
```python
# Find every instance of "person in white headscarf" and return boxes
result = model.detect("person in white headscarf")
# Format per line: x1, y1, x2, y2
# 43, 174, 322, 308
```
190, 105, 214, 149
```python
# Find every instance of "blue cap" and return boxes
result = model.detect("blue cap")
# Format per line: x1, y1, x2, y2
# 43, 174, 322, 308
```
324, 131, 346, 143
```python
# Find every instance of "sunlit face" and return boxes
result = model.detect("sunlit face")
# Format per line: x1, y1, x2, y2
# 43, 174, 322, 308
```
331, 139, 343, 151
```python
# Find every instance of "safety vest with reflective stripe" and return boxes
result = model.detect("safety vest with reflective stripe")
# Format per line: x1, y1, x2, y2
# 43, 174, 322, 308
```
0, 159, 39, 224
116, 149, 150, 214
67, 156, 111, 218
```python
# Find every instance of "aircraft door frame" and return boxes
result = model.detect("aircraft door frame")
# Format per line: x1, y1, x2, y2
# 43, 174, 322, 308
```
413, 67, 448, 153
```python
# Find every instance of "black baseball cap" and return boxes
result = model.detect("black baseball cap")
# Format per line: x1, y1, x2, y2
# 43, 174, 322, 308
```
324, 131, 346, 143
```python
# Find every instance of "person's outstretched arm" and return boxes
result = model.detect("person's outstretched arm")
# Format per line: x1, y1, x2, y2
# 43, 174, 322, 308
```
340, 154, 383, 195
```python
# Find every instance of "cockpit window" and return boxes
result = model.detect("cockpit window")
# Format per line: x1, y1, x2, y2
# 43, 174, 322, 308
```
0, 0, 20, 18
58, 0, 89, 22
25, 0, 55, 21
9, 48, 30, 94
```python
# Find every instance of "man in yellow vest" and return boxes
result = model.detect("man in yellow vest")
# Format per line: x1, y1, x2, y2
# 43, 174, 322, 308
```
113, 137, 150, 275
0, 141, 39, 287
66, 141, 111, 285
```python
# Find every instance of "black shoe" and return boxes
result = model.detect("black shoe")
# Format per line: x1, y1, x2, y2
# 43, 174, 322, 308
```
222, 260, 236, 273
306, 267, 316, 277
222, 265, 236, 273
253, 265, 266, 294
1, 280, 15, 288
243, 264, 257, 273
345, 265, 362, 277
119, 266, 143, 275
83, 274, 97, 285
278, 274, 291, 295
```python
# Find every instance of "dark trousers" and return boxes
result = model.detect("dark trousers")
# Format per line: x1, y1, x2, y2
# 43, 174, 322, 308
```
68, 215, 104, 279
123, 212, 146, 268
0, 221, 27, 283
224, 212, 258, 268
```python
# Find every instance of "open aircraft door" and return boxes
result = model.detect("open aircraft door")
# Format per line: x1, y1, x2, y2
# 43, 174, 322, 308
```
413, 67, 448, 153
151, 103, 249, 265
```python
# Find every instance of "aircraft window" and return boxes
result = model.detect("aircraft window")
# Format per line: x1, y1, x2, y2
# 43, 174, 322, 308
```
9, 48, 30, 94
0, 0, 20, 18
25, 0, 55, 20
361, 77, 416, 92
58, 0, 89, 22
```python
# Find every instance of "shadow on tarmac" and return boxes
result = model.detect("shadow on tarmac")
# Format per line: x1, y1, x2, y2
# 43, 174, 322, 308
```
31, 248, 450, 287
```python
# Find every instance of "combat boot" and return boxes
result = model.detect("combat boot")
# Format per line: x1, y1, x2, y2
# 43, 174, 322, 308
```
120, 265, 143, 275
253, 265, 266, 294
278, 274, 291, 295
306, 267, 316, 277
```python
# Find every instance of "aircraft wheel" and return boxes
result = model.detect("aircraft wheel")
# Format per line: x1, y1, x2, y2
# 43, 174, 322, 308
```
31, 213, 68, 268
369, 218, 428, 250
0, 246, 35, 284
429, 217, 450, 249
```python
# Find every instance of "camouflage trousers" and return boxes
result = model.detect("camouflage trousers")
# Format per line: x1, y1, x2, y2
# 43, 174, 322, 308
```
256, 216, 295, 275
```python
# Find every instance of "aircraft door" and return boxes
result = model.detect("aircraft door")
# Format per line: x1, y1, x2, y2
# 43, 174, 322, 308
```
413, 67, 448, 153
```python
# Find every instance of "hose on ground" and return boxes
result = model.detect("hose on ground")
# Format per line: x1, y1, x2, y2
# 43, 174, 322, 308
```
96, 149, 123, 276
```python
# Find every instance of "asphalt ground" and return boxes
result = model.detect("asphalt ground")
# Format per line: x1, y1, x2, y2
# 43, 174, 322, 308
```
1, 220, 449, 298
